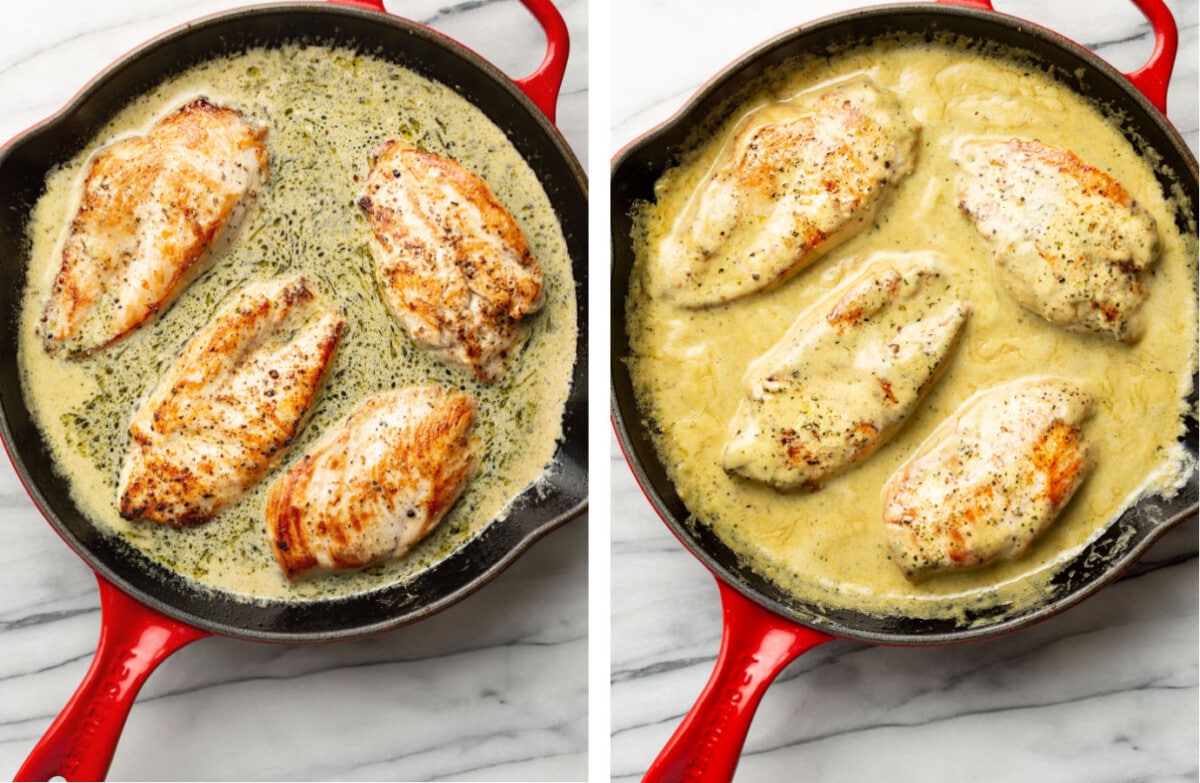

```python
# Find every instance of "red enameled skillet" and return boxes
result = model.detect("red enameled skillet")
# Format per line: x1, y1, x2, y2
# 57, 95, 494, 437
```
610, 1, 1196, 780
0, 1, 587, 779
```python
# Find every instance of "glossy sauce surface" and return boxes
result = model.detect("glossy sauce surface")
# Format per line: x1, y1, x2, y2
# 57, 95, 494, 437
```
626, 37, 1197, 622
19, 44, 577, 601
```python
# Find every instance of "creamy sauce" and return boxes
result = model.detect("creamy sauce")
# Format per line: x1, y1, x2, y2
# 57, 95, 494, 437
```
19, 45, 577, 602
626, 36, 1197, 622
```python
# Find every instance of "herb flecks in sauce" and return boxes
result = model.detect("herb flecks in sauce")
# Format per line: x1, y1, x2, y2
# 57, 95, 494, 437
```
19, 45, 576, 602
627, 37, 1197, 623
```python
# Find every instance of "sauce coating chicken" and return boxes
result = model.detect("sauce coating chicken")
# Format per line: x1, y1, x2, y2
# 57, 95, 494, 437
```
266, 385, 479, 580
952, 138, 1158, 341
723, 254, 969, 490
118, 275, 344, 526
881, 377, 1094, 580
358, 138, 544, 382
655, 77, 919, 308
41, 98, 268, 358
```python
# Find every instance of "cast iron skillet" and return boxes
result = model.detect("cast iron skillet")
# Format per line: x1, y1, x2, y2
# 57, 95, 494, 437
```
611, 1, 1197, 779
1, 1, 587, 779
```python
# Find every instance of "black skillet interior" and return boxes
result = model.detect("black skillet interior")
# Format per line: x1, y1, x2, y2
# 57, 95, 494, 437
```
0, 4, 587, 642
611, 3, 1198, 646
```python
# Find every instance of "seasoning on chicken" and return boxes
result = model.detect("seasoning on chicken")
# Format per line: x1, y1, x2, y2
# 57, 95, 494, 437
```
358, 138, 544, 382
881, 377, 1094, 580
41, 98, 268, 358
654, 77, 920, 308
723, 254, 969, 490
265, 385, 479, 580
118, 275, 344, 526
952, 138, 1158, 341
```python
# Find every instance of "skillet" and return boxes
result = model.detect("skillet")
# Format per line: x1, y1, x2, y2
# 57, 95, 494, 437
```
0, 1, 587, 779
611, 0, 1197, 779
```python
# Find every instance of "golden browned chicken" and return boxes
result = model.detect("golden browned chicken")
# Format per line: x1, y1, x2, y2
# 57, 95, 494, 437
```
266, 385, 479, 580
118, 275, 344, 526
723, 254, 969, 490
358, 138, 544, 382
881, 376, 1094, 580
655, 77, 920, 308
41, 98, 268, 358
952, 138, 1158, 341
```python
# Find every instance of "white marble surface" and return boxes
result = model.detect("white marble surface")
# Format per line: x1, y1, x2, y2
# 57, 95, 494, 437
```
610, 1, 1198, 782
0, 1, 588, 781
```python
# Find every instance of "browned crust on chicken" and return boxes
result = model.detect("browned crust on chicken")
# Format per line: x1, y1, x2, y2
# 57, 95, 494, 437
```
881, 377, 1094, 580
722, 254, 969, 491
266, 385, 479, 579
41, 98, 268, 358
358, 139, 544, 382
118, 275, 343, 526
952, 138, 1158, 341
655, 78, 920, 308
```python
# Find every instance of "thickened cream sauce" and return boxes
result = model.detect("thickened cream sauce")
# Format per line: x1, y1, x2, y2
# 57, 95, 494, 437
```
627, 36, 1197, 622
19, 45, 577, 602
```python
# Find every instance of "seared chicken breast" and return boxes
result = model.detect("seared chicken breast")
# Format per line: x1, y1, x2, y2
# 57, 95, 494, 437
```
656, 78, 919, 308
266, 385, 478, 580
723, 254, 969, 490
119, 275, 344, 526
41, 98, 268, 358
358, 138, 544, 382
952, 138, 1158, 341
881, 376, 1094, 580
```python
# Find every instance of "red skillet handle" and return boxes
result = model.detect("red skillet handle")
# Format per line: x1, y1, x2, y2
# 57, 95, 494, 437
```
326, 0, 569, 123
510, 0, 570, 125
643, 580, 834, 783
15, 575, 209, 782
1124, 0, 1177, 112
936, 0, 1177, 112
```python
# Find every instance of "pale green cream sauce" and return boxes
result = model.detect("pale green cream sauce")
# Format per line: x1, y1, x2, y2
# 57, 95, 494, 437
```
627, 36, 1197, 623
19, 45, 577, 602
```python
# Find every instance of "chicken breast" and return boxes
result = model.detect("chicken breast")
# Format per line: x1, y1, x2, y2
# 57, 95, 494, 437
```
655, 77, 920, 308
358, 138, 544, 382
952, 138, 1158, 341
41, 98, 268, 358
266, 385, 479, 580
723, 254, 969, 490
881, 377, 1094, 580
118, 275, 344, 526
